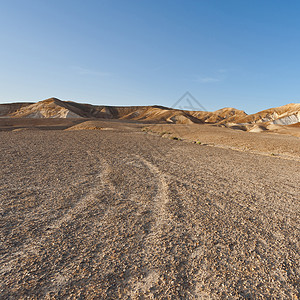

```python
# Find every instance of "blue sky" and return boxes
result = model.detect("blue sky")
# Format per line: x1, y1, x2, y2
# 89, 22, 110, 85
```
1, 0, 300, 113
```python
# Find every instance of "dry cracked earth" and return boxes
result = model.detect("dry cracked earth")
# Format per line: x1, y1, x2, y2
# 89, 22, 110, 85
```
0, 123, 299, 299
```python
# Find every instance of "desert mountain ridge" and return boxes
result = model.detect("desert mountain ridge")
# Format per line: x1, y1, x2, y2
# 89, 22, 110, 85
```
0, 98, 300, 127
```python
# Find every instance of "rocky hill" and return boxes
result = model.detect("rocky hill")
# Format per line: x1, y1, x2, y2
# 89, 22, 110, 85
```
1, 98, 300, 127
234, 103, 300, 125
0, 98, 246, 124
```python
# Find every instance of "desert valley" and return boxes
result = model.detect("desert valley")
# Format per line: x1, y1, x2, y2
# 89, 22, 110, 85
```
0, 98, 300, 298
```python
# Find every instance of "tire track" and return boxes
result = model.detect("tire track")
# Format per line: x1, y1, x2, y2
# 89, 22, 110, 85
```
49, 153, 115, 228
0, 153, 115, 279
128, 155, 197, 298
135, 155, 170, 225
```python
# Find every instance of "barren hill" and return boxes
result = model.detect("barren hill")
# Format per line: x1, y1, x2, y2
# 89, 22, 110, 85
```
0, 102, 33, 116
235, 103, 300, 125
1, 98, 300, 131
0, 98, 248, 124
1, 98, 244, 124
189, 107, 247, 124
8, 98, 88, 118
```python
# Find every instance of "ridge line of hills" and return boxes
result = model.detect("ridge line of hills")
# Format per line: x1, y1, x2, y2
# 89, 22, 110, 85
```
0, 98, 300, 127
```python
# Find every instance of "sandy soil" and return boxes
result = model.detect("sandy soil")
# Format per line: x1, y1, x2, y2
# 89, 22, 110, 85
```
144, 123, 300, 160
0, 122, 299, 299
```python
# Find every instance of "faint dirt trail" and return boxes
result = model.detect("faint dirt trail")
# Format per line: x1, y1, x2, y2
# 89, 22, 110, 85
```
135, 155, 170, 225
124, 154, 201, 298
44, 151, 118, 294
0, 151, 115, 283
125, 155, 173, 297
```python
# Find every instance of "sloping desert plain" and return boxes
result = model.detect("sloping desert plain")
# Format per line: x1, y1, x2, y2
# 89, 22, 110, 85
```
0, 99, 300, 298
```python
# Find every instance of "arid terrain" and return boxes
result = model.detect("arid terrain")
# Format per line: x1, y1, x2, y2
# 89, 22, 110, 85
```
1, 118, 299, 299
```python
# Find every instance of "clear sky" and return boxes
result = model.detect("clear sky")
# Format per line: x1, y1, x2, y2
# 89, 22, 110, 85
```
1, 0, 300, 113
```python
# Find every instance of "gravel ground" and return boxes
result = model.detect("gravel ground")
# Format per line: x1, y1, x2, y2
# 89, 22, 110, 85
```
144, 123, 300, 160
0, 124, 299, 299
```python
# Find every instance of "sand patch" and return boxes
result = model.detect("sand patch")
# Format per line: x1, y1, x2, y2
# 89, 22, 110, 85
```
12, 128, 31, 132
143, 123, 300, 159
65, 121, 112, 131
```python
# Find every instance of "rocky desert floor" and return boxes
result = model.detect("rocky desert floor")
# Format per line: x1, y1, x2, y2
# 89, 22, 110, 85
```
0, 120, 299, 299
